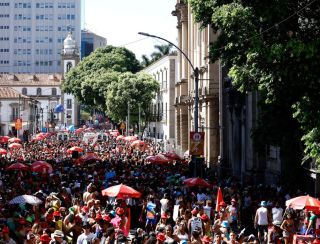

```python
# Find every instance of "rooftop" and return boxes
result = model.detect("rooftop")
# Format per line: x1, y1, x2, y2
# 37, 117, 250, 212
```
0, 74, 62, 86
0, 87, 30, 99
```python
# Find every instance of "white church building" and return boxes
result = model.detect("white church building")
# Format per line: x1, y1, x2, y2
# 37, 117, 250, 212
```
0, 33, 79, 136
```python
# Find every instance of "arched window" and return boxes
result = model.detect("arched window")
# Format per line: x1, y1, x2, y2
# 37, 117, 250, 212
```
22, 87, 27, 95
36, 88, 42, 96
66, 62, 72, 72
52, 88, 57, 96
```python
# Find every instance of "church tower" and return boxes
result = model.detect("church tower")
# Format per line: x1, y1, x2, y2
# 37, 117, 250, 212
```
61, 32, 80, 126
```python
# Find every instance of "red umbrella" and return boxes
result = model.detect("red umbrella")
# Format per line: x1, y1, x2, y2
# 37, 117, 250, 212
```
110, 130, 120, 137
116, 135, 125, 141
146, 154, 170, 164
67, 146, 83, 154
0, 136, 10, 143
8, 137, 21, 143
31, 161, 53, 174
75, 128, 84, 134
125, 136, 138, 142
6, 162, 29, 171
0, 148, 7, 155
102, 184, 141, 198
286, 195, 320, 212
183, 177, 211, 188
79, 154, 102, 163
8, 143, 22, 149
162, 151, 182, 161
131, 140, 145, 147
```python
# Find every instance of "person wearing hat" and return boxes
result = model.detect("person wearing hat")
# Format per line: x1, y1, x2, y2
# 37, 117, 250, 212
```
50, 230, 66, 244
201, 214, 212, 237
39, 233, 52, 244
156, 232, 166, 244
220, 220, 230, 241
110, 207, 128, 237
201, 235, 212, 244
76, 222, 95, 244
53, 211, 63, 231
254, 201, 269, 243
0, 226, 16, 244
226, 199, 240, 232
188, 208, 204, 236
156, 213, 168, 232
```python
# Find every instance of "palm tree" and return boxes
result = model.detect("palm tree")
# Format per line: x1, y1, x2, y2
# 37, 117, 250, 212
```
151, 44, 173, 62
141, 54, 151, 68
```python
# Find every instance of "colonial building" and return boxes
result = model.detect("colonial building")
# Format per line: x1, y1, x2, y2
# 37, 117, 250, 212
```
172, 1, 220, 165
143, 54, 178, 144
0, 32, 80, 136
0, 86, 35, 136
172, 0, 281, 183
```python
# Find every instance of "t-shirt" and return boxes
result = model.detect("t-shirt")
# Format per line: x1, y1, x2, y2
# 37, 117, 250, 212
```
160, 198, 169, 214
190, 216, 203, 233
272, 207, 283, 222
76, 232, 95, 244
146, 201, 156, 220
256, 207, 268, 225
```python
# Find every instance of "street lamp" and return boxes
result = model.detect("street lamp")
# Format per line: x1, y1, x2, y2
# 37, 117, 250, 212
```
138, 32, 199, 132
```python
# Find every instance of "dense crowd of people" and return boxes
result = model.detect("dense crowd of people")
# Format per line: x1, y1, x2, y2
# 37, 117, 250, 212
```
0, 128, 319, 244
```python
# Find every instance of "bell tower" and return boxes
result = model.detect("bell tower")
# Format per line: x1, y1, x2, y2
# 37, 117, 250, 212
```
61, 32, 80, 126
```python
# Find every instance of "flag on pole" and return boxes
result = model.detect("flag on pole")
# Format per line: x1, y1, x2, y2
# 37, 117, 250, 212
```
215, 187, 224, 212
54, 104, 64, 113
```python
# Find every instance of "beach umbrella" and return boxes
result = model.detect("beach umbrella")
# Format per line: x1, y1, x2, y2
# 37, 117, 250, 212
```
9, 195, 42, 205
6, 162, 29, 171
146, 154, 170, 164
162, 151, 182, 161
67, 146, 83, 154
286, 195, 320, 212
79, 154, 102, 163
31, 161, 53, 174
102, 184, 141, 198
183, 177, 211, 188
124, 136, 138, 142
0, 148, 7, 155
8, 143, 22, 149
0, 136, 10, 143
8, 137, 21, 143
116, 135, 125, 141
130, 140, 145, 147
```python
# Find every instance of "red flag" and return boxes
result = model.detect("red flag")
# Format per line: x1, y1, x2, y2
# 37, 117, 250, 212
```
215, 187, 224, 212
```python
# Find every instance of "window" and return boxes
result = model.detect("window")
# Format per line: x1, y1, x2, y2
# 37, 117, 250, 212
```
36, 88, 42, 96
0, 60, 9, 64
0, 49, 9, 52
12, 107, 19, 121
14, 3, 31, 8
14, 14, 31, 20
36, 3, 53, 8
0, 14, 9, 18
52, 88, 57, 96
67, 99, 72, 109
14, 26, 31, 31
0, 26, 9, 29
0, 3, 9, 6
0, 37, 9, 41
66, 62, 73, 72
22, 88, 27, 95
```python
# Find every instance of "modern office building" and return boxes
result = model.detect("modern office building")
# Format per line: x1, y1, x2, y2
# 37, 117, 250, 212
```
81, 29, 107, 59
0, 0, 81, 74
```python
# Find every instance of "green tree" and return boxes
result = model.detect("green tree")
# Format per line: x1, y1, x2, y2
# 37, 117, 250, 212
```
188, 0, 320, 166
105, 72, 159, 122
63, 45, 142, 109
151, 44, 173, 62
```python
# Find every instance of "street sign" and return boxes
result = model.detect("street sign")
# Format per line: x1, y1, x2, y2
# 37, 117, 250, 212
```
15, 118, 22, 130
119, 122, 126, 130
189, 132, 205, 156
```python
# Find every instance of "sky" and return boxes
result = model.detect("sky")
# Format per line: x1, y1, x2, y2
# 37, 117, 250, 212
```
83, 0, 178, 60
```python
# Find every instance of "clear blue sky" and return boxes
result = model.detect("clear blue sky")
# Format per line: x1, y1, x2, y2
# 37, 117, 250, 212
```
84, 0, 177, 60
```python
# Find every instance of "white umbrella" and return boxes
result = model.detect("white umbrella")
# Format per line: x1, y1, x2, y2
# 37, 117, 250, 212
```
9, 195, 42, 206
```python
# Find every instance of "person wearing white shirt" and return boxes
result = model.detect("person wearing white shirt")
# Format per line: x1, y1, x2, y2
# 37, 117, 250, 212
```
77, 222, 95, 244
160, 193, 169, 215
272, 202, 283, 223
254, 201, 269, 242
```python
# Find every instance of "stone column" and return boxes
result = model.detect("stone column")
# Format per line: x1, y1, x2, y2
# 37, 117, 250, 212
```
180, 105, 188, 152
180, 5, 188, 80
208, 97, 220, 164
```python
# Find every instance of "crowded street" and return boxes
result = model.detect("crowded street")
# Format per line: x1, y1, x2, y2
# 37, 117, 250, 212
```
0, 128, 319, 244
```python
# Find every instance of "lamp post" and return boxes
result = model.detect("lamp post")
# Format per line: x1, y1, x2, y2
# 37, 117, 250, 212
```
138, 32, 201, 177
138, 32, 199, 132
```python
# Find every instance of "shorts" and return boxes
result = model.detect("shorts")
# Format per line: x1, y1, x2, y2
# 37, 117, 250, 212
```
146, 218, 156, 225
257, 225, 268, 234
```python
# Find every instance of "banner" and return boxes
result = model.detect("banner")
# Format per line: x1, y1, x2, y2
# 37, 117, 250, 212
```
189, 132, 205, 155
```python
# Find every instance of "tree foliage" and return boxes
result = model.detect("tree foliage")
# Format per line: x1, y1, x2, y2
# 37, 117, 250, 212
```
141, 44, 173, 68
106, 72, 159, 122
188, 0, 320, 164
63, 45, 158, 123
